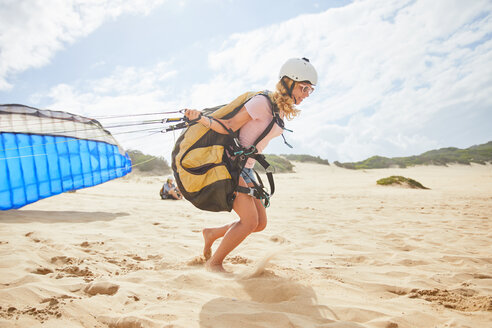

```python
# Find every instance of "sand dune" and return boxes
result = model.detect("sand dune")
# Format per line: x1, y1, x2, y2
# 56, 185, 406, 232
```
0, 163, 491, 327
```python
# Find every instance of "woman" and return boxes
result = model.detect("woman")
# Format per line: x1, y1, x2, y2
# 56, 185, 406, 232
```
184, 58, 317, 272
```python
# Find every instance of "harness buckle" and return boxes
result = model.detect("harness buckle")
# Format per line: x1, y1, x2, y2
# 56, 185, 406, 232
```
246, 188, 256, 197
243, 145, 257, 156
233, 145, 256, 157
260, 193, 271, 208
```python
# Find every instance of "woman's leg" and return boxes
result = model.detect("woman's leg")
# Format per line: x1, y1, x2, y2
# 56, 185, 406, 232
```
202, 176, 245, 259
205, 179, 260, 271
168, 189, 182, 200
202, 204, 265, 259
253, 197, 267, 232
202, 222, 235, 259
202, 180, 268, 259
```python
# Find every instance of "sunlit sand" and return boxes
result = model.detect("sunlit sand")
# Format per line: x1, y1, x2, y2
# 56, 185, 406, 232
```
0, 163, 491, 327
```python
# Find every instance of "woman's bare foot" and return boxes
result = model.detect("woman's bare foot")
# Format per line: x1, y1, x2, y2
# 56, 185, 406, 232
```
205, 260, 228, 273
202, 228, 214, 260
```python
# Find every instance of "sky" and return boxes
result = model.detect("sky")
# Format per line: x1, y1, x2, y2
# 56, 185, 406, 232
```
1, 0, 491, 163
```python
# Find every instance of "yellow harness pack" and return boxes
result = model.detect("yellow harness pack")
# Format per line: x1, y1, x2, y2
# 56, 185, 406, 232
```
171, 91, 281, 212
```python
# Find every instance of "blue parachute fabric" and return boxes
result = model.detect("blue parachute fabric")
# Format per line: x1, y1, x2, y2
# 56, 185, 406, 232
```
0, 104, 132, 210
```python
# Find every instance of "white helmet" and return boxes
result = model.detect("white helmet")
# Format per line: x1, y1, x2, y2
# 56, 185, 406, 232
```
279, 57, 318, 85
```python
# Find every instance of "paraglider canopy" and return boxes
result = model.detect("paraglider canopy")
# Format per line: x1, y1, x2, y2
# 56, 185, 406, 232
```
0, 104, 132, 210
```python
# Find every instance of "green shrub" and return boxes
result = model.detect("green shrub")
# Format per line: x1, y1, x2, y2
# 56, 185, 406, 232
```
377, 176, 429, 189
254, 154, 294, 173
334, 161, 355, 169
281, 154, 329, 165
336, 141, 492, 169
127, 150, 171, 175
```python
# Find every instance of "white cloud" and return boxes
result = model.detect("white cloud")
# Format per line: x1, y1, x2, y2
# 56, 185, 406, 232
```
38, 61, 177, 113
32, 61, 179, 157
0, 0, 165, 90
203, 0, 492, 161
23, 0, 492, 162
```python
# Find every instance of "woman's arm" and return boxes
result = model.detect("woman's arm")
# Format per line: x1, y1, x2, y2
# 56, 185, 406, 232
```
183, 107, 252, 134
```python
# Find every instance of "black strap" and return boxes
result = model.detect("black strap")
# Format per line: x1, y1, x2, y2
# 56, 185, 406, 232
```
258, 93, 293, 148
209, 116, 234, 136
265, 172, 275, 196
281, 134, 293, 148
281, 78, 295, 97
249, 93, 278, 147
236, 185, 263, 198
236, 184, 271, 207
233, 93, 279, 204
252, 119, 276, 147
197, 92, 282, 206
254, 155, 275, 196
236, 154, 275, 208
203, 94, 283, 155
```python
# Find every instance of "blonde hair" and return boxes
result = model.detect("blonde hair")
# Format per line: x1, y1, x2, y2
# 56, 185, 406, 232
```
272, 77, 300, 120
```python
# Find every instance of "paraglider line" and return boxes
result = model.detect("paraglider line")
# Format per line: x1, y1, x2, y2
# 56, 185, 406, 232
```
91, 110, 184, 120
0, 153, 48, 160
0, 126, 166, 153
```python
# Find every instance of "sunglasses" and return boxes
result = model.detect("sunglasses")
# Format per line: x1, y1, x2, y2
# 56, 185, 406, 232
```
298, 83, 314, 95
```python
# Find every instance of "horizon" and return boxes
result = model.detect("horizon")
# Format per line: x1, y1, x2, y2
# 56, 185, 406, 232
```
128, 139, 492, 166
1, 0, 491, 163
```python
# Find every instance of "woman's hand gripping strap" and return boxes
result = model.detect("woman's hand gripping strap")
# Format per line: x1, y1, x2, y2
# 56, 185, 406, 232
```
164, 111, 202, 132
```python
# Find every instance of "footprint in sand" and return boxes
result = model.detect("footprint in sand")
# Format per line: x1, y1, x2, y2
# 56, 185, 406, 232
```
104, 256, 145, 274
269, 235, 289, 244
99, 315, 150, 328
25, 231, 42, 243
394, 244, 417, 252
0, 296, 72, 322
408, 288, 492, 311
50, 256, 77, 265
186, 255, 251, 267
129, 254, 146, 261
31, 267, 54, 275
84, 281, 120, 296
386, 286, 412, 296
473, 273, 492, 279
187, 256, 206, 266
79, 241, 105, 253
397, 259, 429, 266
55, 265, 94, 282
227, 255, 251, 265
344, 255, 369, 264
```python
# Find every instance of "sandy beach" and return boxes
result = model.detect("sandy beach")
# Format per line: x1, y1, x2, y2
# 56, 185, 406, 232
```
0, 162, 491, 328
